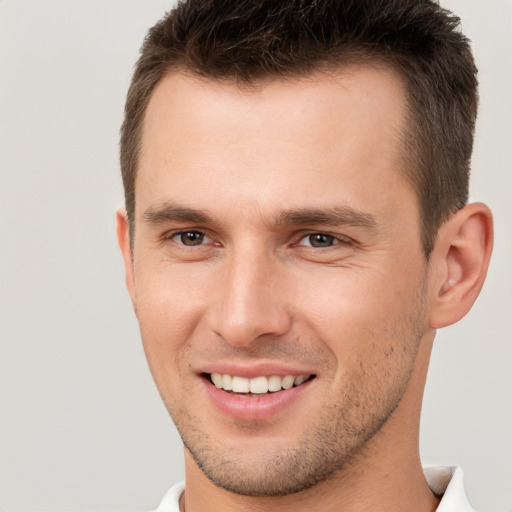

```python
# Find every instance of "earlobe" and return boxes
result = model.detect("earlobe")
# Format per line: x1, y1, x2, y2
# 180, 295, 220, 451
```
428, 202, 493, 329
116, 208, 138, 314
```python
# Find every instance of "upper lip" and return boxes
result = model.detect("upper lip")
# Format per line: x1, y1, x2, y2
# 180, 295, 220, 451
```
198, 361, 315, 379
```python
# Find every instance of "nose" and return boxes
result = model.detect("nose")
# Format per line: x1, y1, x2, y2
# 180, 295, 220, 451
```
208, 247, 292, 347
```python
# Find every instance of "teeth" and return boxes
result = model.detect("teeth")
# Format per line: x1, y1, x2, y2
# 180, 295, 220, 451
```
281, 375, 295, 389
222, 374, 233, 391
268, 375, 282, 392
211, 373, 223, 388
232, 376, 250, 393
250, 376, 268, 394
210, 373, 311, 394
294, 375, 307, 386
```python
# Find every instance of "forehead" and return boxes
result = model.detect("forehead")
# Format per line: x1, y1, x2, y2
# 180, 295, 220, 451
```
137, 65, 415, 225
142, 64, 408, 159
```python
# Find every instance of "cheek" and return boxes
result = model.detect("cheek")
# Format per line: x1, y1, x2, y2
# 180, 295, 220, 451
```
295, 268, 390, 331
135, 258, 212, 325
133, 263, 212, 379
293, 265, 425, 364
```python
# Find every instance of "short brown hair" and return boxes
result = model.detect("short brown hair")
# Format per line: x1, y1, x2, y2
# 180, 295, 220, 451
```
120, 0, 478, 255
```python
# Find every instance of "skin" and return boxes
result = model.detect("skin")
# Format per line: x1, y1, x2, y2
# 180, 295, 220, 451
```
117, 65, 493, 512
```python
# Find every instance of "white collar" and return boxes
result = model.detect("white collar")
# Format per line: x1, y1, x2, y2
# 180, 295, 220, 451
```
424, 466, 476, 511
155, 466, 474, 512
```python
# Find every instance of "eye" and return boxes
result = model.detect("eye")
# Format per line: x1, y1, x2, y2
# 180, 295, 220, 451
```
171, 230, 210, 246
298, 233, 342, 248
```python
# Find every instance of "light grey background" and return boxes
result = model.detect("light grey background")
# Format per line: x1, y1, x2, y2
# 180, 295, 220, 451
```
0, 1, 510, 511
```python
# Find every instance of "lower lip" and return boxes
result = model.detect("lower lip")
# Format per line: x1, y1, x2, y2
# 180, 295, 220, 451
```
202, 377, 314, 422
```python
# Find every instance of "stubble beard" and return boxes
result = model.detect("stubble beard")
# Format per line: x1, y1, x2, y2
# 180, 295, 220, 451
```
160, 284, 428, 497
176, 394, 403, 497
167, 346, 425, 496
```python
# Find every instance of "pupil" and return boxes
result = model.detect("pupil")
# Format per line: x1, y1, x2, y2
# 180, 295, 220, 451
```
310, 234, 333, 247
182, 232, 203, 245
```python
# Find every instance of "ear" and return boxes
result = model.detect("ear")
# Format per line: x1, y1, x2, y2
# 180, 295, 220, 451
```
428, 202, 493, 329
116, 208, 138, 315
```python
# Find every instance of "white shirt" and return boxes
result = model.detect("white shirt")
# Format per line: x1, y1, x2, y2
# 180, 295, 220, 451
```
424, 467, 476, 512
154, 466, 475, 512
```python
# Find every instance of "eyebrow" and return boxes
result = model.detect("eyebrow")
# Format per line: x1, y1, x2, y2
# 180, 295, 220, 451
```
142, 201, 377, 230
275, 207, 378, 229
143, 202, 215, 225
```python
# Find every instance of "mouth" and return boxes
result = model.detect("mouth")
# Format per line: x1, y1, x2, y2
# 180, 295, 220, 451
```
201, 370, 317, 421
205, 372, 315, 396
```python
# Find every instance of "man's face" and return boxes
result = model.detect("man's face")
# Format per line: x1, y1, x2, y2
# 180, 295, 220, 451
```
121, 66, 433, 495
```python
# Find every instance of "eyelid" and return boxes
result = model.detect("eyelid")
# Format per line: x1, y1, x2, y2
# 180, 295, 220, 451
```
161, 228, 353, 249
165, 229, 212, 245
295, 231, 352, 247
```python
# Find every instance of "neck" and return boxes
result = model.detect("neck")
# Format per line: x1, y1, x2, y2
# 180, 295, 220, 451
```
182, 332, 438, 512
182, 457, 438, 512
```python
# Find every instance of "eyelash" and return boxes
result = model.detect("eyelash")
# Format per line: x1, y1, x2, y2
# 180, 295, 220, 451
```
165, 230, 351, 249
167, 230, 213, 247
295, 232, 350, 249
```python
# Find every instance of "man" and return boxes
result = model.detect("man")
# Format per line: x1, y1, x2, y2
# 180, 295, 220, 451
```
116, 1, 493, 511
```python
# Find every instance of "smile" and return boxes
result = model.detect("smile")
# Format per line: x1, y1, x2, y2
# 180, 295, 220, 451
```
209, 373, 313, 394
202, 371, 317, 421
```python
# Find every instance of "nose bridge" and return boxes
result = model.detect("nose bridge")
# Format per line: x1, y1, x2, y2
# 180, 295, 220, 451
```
211, 241, 291, 346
